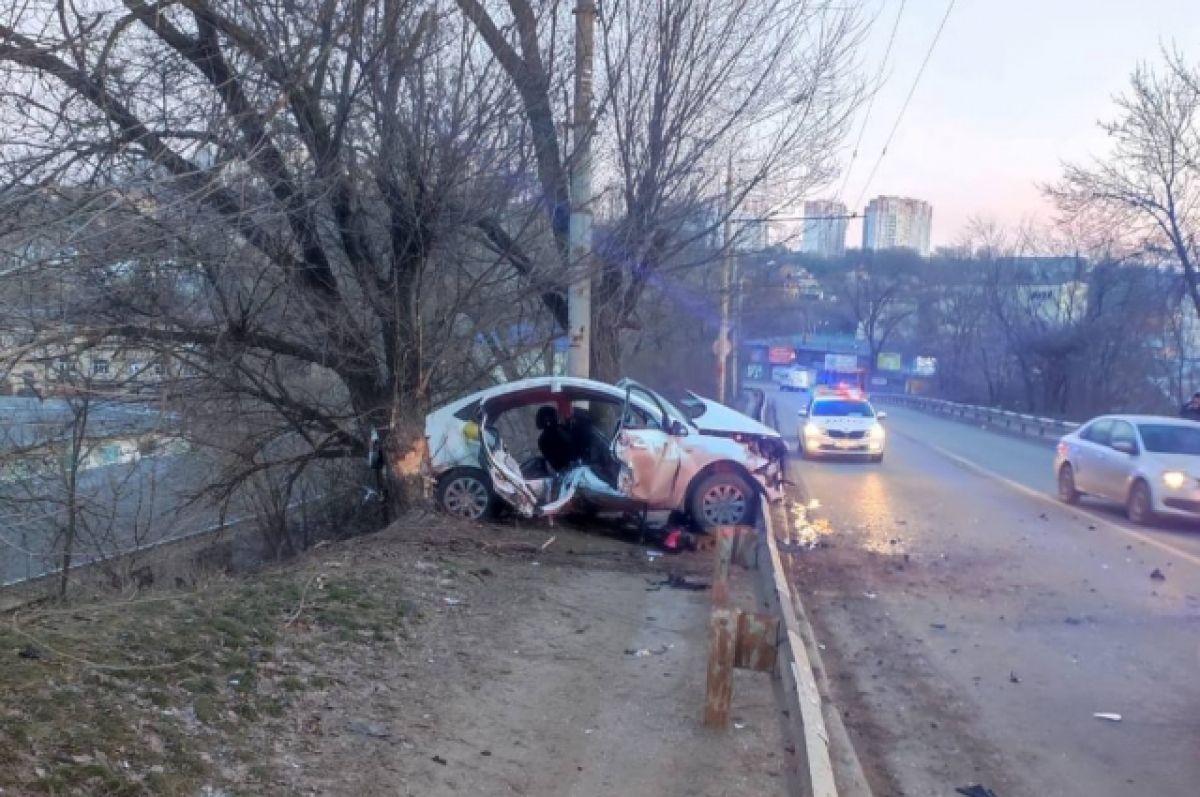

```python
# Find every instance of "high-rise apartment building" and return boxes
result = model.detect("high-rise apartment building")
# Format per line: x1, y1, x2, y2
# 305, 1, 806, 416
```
862, 196, 932, 255
801, 200, 848, 257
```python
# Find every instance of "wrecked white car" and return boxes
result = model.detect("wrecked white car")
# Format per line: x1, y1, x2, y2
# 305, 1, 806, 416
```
424, 377, 785, 530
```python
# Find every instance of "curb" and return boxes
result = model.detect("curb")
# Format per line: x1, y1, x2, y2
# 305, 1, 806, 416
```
758, 495, 839, 796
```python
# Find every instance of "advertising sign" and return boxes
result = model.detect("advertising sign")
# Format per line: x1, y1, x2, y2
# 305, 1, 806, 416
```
913, 356, 938, 376
824, 353, 857, 372
877, 352, 903, 372
768, 346, 797, 365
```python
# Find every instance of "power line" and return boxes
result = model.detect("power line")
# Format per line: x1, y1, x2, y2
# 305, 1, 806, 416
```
838, 0, 908, 202
852, 0, 957, 210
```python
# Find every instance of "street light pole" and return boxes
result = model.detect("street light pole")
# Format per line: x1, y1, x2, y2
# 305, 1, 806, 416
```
566, 0, 595, 378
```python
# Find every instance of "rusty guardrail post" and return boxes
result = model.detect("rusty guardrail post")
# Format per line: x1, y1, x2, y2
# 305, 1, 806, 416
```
704, 526, 736, 728
704, 524, 778, 729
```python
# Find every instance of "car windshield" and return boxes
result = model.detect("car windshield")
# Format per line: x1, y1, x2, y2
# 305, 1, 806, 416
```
644, 385, 695, 429
812, 400, 874, 417
1137, 424, 1200, 455
659, 387, 706, 421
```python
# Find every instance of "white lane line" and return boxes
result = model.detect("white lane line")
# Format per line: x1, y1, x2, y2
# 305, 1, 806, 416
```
901, 432, 1200, 570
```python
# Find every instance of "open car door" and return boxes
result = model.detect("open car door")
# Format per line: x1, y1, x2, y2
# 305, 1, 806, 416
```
611, 382, 685, 506
476, 404, 541, 517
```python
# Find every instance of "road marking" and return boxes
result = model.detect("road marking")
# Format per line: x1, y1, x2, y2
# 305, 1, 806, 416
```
900, 431, 1200, 570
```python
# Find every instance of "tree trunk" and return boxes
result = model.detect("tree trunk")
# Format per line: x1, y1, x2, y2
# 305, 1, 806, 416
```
591, 320, 623, 384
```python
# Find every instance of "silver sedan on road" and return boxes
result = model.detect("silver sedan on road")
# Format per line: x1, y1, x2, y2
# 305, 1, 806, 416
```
1055, 415, 1200, 524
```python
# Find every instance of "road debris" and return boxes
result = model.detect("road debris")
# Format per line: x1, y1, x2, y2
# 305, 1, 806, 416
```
1150, 568, 1166, 581
1093, 712, 1122, 722
863, 592, 877, 599
662, 573, 705, 590
17, 644, 45, 661
346, 720, 391, 739
1009, 671, 1020, 684
443, 597, 464, 606
431, 755, 448, 765
956, 786, 998, 797
540, 536, 557, 551
625, 645, 671, 657
929, 623, 946, 631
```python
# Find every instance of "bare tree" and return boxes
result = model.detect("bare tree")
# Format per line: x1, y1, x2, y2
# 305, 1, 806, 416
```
457, 0, 864, 381
1049, 47, 1200, 318
0, 1, 557, 507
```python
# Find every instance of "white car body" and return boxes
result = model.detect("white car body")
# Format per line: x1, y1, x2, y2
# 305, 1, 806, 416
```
797, 392, 887, 461
424, 376, 785, 528
1054, 414, 1200, 523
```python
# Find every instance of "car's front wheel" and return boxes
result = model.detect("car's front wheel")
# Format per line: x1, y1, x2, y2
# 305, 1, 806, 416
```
1126, 480, 1154, 526
1057, 464, 1080, 505
689, 471, 756, 530
436, 468, 497, 520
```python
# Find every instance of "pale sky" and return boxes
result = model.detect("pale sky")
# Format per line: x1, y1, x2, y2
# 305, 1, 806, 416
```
834, 0, 1200, 248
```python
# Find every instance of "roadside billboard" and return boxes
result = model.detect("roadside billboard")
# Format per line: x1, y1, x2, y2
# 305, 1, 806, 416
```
768, 346, 797, 365
877, 352, 903, 372
824, 353, 857, 372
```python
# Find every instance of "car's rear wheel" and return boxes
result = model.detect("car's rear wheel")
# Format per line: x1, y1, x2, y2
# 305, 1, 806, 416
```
1057, 464, 1080, 505
1127, 480, 1154, 526
436, 468, 496, 520
689, 471, 756, 530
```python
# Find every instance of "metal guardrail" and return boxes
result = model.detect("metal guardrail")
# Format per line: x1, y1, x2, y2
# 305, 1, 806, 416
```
872, 393, 1080, 441
714, 387, 841, 795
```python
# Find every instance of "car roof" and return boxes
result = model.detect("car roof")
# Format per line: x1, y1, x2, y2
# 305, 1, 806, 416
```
429, 375, 657, 420
810, 394, 871, 403
1085, 414, 1200, 426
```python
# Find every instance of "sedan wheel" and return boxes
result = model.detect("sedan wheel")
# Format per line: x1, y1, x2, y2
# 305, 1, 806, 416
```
689, 472, 755, 530
1127, 480, 1153, 526
1057, 464, 1080, 505
437, 469, 494, 520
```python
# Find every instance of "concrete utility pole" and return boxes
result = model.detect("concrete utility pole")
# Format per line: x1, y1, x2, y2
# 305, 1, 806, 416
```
566, 0, 595, 378
715, 157, 734, 403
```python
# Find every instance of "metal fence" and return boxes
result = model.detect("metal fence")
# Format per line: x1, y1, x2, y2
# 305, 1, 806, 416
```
873, 393, 1080, 441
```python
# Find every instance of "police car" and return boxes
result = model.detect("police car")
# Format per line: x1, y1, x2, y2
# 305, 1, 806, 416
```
797, 387, 887, 462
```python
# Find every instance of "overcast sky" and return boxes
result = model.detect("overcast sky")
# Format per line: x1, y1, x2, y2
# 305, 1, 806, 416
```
833, 0, 1200, 248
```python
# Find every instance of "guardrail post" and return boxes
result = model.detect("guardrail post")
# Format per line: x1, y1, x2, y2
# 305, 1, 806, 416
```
704, 525, 779, 729
704, 526, 736, 728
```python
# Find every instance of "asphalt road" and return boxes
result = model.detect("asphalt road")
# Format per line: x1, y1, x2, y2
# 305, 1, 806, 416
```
772, 389, 1200, 797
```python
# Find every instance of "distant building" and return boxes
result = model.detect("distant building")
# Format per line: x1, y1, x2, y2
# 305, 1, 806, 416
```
801, 200, 848, 257
1014, 281, 1089, 326
862, 196, 932, 256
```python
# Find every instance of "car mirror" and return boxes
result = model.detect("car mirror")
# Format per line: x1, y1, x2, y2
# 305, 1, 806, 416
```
1112, 440, 1138, 456
670, 419, 689, 436
876, 411, 888, 421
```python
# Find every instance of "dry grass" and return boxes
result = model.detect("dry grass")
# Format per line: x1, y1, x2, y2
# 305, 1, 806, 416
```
0, 559, 415, 795
0, 509, 653, 795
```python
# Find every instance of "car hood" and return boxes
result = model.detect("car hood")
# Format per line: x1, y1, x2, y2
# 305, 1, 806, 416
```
688, 396, 780, 439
